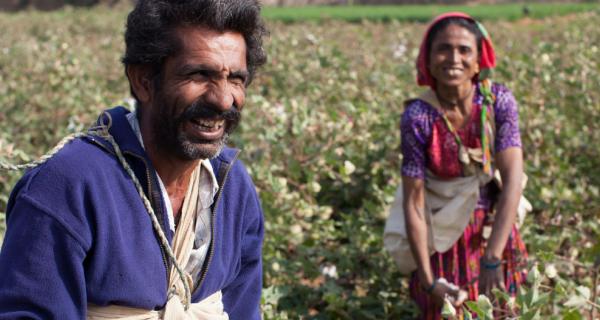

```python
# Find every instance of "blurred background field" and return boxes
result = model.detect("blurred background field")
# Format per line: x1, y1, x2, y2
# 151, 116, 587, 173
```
261, 3, 599, 21
0, 3, 599, 318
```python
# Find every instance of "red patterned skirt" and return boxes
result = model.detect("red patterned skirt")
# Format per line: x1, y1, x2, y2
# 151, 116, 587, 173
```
409, 209, 528, 319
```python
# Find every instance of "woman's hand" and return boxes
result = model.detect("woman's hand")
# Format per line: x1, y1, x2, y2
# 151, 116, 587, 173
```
429, 278, 468, 308
478, 259, 505, 296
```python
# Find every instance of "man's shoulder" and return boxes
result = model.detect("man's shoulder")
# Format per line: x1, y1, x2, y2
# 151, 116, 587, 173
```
43, 136, 114, 174
13, 136, 116, 198
213, 146, 240, 164
212, 147, 258, 194
6, 136, 118, 248
212, 147, 244, 178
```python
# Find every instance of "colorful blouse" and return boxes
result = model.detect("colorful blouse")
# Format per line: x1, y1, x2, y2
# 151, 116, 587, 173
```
400, 83, 521, 210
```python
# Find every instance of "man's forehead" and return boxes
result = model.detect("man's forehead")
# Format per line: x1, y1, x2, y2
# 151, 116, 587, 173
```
164, 26, 247, 73
173, 26, 246, 54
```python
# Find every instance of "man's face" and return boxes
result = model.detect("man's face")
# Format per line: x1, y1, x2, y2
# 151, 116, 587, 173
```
149, 26, 248, 160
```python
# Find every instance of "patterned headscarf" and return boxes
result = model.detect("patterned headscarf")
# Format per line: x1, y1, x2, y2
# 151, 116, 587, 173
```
416, 12, 496, 88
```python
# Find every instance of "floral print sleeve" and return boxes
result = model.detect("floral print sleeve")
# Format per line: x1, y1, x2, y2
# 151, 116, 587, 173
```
400, 100, 437, 179
493, 84, 522, 152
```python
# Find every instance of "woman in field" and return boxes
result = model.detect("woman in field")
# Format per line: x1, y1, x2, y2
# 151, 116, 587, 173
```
396, 12, 528, 318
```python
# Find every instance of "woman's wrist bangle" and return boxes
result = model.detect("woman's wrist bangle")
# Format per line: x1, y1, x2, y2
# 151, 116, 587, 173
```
480, 257, 502, 270
424, 278, 437, 294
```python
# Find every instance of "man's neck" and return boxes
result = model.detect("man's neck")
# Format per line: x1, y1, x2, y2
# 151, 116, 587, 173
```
149, 149, 199, 191
139, 118, 201, 219
150, 147, 200, 221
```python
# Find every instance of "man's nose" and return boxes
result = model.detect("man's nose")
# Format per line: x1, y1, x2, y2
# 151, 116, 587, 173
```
205, 81, 234, 112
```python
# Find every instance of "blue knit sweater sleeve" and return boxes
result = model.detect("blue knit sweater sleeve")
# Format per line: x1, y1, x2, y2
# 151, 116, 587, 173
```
0, 192, 87, 319
220, 161, 265, 320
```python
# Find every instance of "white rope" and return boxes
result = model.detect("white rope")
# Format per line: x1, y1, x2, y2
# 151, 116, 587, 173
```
0, 127, 192, 309
96, 128, 192, 309
0, 133, 87, 171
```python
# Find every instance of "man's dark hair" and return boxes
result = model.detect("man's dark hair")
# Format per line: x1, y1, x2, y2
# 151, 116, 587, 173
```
425, 17, 483, 62
122, 0, 268, 98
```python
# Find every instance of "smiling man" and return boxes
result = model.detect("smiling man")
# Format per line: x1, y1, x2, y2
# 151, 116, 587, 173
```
0, 1, 267, 319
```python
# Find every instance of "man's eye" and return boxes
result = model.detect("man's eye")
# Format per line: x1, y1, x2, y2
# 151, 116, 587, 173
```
230, 76, 246, 86
189, 71, 209, 79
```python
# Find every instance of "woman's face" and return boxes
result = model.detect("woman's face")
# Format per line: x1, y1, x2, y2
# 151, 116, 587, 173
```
428, 23, 479, 89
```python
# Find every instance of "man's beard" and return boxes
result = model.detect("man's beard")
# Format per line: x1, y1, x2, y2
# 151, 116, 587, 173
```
150, 94, 241, 160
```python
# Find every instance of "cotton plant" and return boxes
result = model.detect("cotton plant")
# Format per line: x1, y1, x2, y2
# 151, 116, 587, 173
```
441, 264, 599, 319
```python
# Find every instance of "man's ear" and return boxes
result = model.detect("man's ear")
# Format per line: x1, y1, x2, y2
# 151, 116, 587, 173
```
126, 65, 154, 104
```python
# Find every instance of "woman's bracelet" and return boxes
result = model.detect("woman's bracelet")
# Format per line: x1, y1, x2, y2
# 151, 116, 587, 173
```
480, 257, 502, 270
424, 278, 437, 294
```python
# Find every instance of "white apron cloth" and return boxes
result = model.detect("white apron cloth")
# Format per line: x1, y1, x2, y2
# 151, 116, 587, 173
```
383, 170, 492, 274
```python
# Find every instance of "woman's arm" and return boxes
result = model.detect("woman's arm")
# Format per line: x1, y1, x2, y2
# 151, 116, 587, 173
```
404, 176, 463, 306
403, 176, 431, 286
479, 146, 523, 294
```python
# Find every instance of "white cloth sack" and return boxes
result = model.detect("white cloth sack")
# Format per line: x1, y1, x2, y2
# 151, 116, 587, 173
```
383, 171, 491, 274
383, 170, 531, 274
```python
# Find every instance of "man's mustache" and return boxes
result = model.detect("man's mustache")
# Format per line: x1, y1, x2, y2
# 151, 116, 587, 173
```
180, 101, 241, 124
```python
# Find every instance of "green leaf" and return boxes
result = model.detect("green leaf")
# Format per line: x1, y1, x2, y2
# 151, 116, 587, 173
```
463, 308, 473, 320
516, 286, 527, 309
527, 264, 542, 285
521, 309, 540, 320
574, 286, 591, 300
464, 301, 485, 318
476, 295, 494, 319
523, 287, 535, 308
562, 309, 583, 320
531, 292, 550, 308
536, 250, 556, 262
440, 299, 456, 318
491, 287, 510, 303
262, 285, 288, 305
563, 295, 587, 308
530, 285, 539, 306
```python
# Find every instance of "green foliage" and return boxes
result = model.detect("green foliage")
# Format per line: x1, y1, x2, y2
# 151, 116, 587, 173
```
443, 265, 598, 319
262, 3, 600, 23
0, 7, 599, 319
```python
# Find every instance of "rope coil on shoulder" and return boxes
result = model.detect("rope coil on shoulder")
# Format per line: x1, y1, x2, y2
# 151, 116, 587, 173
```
0, 133, 87, 171
0, 125, 192, 309
93, 128, 193, 309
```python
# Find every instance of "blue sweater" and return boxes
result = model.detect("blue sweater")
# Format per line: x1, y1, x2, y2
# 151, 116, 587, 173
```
0, 107, 264, 319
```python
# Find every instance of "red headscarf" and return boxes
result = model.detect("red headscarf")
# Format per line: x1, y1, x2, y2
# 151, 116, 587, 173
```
416, 12, 496, 88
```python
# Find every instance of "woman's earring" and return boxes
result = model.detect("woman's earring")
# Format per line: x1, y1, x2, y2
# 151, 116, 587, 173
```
475, 64, 480, 74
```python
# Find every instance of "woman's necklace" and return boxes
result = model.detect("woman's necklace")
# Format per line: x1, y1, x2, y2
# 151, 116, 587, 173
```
435, 85, 476, 166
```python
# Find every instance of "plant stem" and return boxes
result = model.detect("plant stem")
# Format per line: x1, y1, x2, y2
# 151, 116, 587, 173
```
592, 268, 598, 320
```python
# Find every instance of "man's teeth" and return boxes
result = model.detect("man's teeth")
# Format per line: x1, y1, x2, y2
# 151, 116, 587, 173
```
192, 119, 224, 129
